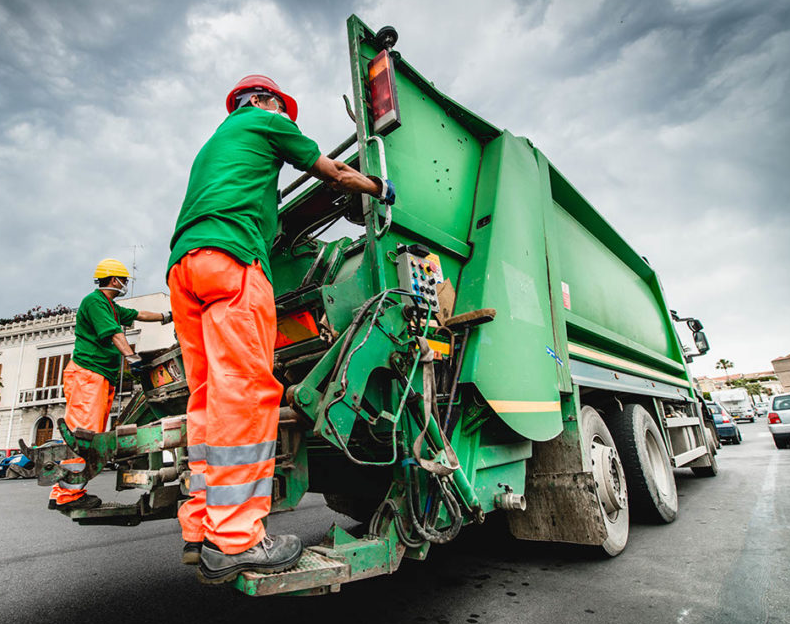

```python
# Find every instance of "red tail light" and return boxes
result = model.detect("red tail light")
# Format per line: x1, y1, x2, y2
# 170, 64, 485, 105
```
722, 417, 730, 423
368, 49, 401, 135
768, 412, 781, 424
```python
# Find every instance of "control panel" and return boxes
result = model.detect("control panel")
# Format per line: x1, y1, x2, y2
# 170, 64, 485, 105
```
396, 246, 444, 313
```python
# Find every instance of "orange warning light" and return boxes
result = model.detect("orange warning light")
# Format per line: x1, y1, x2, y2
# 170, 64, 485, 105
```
368, 49, 401, 135
275, 310, 320, 350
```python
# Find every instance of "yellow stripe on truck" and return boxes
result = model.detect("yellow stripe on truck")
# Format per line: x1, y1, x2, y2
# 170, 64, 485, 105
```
487, 400, 561, 413
567, 343, 691, 388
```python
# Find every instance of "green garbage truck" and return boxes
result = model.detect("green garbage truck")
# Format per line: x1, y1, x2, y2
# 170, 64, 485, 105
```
22, 14, 717, 597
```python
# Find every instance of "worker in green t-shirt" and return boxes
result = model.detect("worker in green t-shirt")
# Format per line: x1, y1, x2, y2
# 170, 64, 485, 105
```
167, 74, 395, 582
49, 258, 173, 511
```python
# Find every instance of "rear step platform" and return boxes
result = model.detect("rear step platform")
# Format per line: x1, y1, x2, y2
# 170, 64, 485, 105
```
232, 548, 350, 596
61, 500, 177, 526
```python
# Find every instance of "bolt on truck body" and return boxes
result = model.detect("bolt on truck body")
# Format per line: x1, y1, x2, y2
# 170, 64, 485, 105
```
22, 15, 717, 596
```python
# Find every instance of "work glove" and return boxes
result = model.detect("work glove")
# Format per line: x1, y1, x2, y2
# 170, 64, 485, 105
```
369, 176, 396, 205
161, 310, 173, 324
125, 353, 144, 376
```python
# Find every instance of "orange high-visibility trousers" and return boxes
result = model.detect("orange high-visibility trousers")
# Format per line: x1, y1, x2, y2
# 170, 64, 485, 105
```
168, 248, 283, 555
50, 360, 115, 504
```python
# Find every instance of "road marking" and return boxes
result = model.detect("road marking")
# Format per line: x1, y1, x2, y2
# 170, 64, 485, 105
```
715, 453, 779, 621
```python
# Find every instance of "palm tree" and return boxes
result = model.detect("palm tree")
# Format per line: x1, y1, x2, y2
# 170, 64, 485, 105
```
716, 358, 734, 381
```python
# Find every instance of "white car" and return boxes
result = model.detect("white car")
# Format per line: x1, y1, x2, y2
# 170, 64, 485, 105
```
767, 394, 790, 449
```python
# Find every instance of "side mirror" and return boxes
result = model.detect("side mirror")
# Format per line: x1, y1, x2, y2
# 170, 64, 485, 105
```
693, 330, 710, 355
686, 318, 703, 333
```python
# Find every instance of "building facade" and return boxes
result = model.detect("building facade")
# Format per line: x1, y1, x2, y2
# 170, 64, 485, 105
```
695, 371, 784, 397
0, 293, 173, 456
771, 355, 790, 392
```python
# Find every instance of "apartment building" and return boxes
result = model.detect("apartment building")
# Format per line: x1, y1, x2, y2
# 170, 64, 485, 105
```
0, 293, 173, 455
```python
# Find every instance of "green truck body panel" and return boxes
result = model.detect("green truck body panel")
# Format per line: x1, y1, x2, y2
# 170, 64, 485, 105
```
23, 13, 712, 598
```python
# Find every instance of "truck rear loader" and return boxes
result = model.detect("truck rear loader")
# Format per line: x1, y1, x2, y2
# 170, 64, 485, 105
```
23, 15, 717, 597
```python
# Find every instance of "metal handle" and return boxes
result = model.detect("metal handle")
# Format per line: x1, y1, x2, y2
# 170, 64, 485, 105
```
365, 136, 391, 239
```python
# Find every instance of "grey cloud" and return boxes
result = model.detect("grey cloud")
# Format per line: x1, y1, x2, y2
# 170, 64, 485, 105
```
0, 0, 788, 376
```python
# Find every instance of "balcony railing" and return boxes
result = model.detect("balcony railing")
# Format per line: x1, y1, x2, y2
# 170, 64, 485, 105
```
18, 385, 65, 406
17, 384, 133, 407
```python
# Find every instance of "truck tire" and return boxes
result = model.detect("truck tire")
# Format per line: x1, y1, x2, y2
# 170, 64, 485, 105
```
580, 405, 629, 556
692, 429, 719, 477
609, 404, 678, 524
323, 494, 377, 524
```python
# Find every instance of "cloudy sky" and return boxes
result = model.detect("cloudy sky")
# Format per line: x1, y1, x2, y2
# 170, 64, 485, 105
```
0, 0, 788, 378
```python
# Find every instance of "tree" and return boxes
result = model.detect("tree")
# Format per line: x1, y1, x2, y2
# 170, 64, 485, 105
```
715, 358, 734, 381
730, 379, 765, 398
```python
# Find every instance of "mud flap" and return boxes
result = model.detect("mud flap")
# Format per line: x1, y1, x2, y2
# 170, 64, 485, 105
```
506, 472, 608, 546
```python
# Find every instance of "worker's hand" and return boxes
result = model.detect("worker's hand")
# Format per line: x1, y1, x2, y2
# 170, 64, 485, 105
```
369, 176, 396, 205
125, 353, 144, 375
161, 310, 173, 325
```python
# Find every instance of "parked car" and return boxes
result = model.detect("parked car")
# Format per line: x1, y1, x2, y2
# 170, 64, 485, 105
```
0, 452, 35, 479
767, 393, 790, 449
706, 402, 742, 444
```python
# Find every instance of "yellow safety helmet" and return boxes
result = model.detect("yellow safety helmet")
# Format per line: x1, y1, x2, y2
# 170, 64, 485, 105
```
94, 258, 130, 280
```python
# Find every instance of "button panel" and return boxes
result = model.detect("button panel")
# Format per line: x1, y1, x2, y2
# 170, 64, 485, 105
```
396, 250, 444, 312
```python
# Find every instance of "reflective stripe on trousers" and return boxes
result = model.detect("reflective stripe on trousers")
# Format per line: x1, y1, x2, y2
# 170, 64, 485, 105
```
50, 361, 115, 505
169, 248, 283, 555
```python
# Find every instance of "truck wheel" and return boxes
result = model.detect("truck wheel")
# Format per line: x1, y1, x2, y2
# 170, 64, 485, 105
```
692, 429, 718, 477
609, 404, 678, 524
580, 405, 629, 556
692, 452, 718, 477
323, 493, 377, 524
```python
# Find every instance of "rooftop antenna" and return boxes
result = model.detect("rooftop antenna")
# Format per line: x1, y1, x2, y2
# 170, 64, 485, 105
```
128, 244, 144, 297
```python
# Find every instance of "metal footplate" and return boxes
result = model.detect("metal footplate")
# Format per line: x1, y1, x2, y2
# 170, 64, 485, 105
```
233, 549, 350, 596
230, 524, 405, 597
60, 492, 180, 526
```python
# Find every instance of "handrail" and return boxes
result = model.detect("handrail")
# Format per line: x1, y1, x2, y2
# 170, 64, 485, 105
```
280, 133, 358, 201
366, 135, 391, 239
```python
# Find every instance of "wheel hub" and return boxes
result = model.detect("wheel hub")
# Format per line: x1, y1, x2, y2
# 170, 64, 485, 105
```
591, 441, 627, 515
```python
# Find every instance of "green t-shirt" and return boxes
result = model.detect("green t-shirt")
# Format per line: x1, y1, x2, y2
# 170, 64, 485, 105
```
167, 107, 321, 282
72, 290, 139, 385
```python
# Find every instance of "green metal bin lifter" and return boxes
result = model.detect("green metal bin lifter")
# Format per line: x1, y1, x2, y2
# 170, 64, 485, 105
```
22, 14, 717, 596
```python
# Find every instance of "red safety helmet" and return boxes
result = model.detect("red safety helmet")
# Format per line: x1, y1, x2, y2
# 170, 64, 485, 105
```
225, 74, 298, 121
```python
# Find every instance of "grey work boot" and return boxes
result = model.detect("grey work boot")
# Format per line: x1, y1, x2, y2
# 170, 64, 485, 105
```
182, 541, 202, 565
197, 534, 303, 584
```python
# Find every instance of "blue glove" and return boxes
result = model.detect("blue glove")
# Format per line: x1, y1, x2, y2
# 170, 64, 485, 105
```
125, 354, 144, 376
370, 176, 396, 205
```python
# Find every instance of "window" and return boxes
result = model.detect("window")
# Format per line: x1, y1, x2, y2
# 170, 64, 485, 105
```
773, 395, 790, 411
61, 354, 70, 382
34, 354, 71, 401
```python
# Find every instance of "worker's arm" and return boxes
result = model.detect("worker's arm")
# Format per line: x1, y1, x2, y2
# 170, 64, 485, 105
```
135, 310, 173, 324
308, 155, 395, 203
112, 332, 144, 371
111, 333, 136, 357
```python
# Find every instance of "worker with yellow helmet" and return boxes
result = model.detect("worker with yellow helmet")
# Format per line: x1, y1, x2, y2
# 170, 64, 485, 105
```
49, 258, 174, 511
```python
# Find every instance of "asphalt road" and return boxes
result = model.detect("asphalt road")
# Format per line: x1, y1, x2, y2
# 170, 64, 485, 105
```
1, 421, 788, 624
